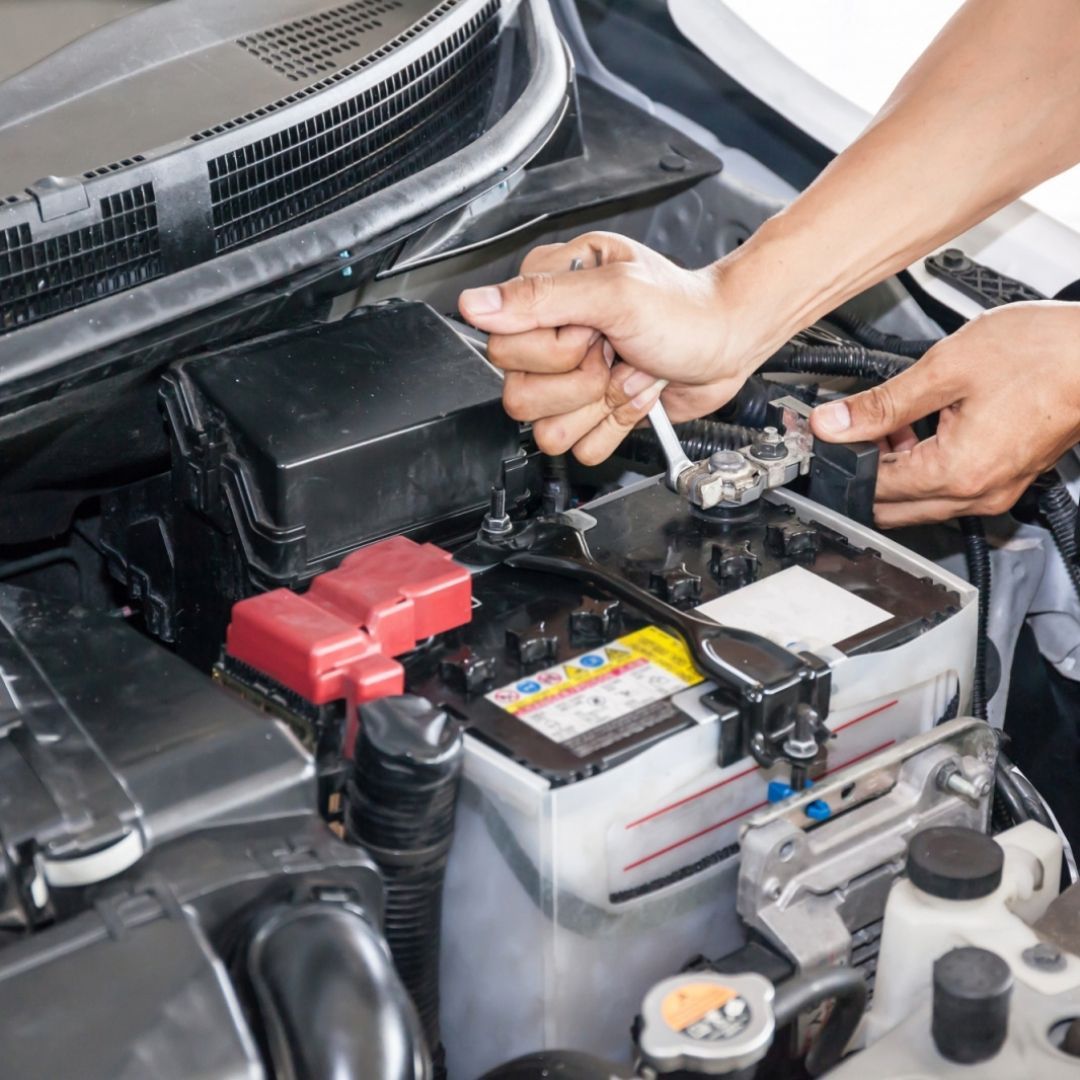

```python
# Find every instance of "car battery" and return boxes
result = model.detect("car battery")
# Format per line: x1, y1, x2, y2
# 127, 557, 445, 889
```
400, 478, 978, 1079
220, 474, 977, 1079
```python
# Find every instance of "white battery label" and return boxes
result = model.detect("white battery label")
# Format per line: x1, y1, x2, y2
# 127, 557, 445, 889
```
486, 626, 703, 755
696, 565, 891, 651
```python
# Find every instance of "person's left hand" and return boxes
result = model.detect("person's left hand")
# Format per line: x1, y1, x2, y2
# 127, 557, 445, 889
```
809, 301, 1080, 526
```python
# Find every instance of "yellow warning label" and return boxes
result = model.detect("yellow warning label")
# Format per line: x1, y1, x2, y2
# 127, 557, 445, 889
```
485, 626, 703, 743
621, 626, 702, 684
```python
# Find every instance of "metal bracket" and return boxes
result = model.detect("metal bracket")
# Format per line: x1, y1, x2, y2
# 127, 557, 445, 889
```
736, 718, 997, 973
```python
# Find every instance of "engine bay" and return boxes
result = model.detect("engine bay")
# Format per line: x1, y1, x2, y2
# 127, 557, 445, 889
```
1, 2, 1080, 1078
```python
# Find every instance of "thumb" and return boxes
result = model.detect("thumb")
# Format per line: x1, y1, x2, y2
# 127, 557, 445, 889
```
810, 362, 957, 443
458, 265, 627, 336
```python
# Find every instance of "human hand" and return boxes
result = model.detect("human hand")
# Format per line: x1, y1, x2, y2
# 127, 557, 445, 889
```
810, 302, 1080, 526
457, 232, 759, 464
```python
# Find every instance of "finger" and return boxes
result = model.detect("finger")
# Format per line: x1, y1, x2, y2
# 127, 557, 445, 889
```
532, 364, 659, 456
572, 377, 667, 466
874, 497, 972, 529
502, 346, 610, 422
810, 354, 961, 444
888, 425, 919, 452
458, 263, 632, 336
488, 324, 600, 374
872, 440, 953, 502
520, 231, 638, 275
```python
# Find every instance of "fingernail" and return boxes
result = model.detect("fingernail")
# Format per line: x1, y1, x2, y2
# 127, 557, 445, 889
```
623, 368, 653, 398
814, 400, 851, 434
603, 340, 615, 367
632, 379, 666, 410
587, 330, 601, 349
460, 286, 502, 316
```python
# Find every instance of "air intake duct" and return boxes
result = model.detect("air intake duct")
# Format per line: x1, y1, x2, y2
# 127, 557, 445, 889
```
243, 900, 431, 1080
346, 695, 464, 1073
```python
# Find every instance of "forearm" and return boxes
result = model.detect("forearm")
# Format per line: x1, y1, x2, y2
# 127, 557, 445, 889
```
717, 0, 1080, 364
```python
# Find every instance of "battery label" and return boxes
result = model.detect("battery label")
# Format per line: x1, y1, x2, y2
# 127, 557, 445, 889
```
486, 626, 703, 755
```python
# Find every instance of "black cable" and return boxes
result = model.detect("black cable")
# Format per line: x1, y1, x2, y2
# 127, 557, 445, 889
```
0, 548, 80, 581
1037, 478, 1080, 605
762, 341, 914, 382
993, 758, 1030, 827
824, 310, 938, 359
772, 966, 868, 1077
960, 512, 1065, 834
999, 750, 1054, 830
960, 517, 991, 721
713, 376, 819, 428
0, 548, 86, 605
621, 419, 758, 465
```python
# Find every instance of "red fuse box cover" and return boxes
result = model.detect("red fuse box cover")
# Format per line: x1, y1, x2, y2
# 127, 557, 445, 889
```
225, 536, 471, 753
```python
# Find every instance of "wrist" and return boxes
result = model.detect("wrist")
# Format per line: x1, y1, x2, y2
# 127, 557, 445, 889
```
702, 212, 835, 376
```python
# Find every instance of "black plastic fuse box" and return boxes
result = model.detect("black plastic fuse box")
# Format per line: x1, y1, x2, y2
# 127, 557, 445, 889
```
162, 301, 521, 582
103, 301, 521, 665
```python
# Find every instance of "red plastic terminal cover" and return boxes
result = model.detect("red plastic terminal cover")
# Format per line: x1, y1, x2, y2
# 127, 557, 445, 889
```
225, 536, 471, 753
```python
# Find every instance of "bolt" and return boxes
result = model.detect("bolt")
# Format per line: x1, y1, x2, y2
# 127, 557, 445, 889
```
937, 762, 991, 804
708, 450, 746, 474
750, 426, 788, 461
659, 152, 687, 173
783, 704, 821, 761
764, 877, 782, 901
1022, 943, 1065, 972
941, 248, 965, 269
481, 485, 513, 539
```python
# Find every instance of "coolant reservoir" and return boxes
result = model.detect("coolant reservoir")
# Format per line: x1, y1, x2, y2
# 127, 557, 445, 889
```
867, 821, 1070, 1043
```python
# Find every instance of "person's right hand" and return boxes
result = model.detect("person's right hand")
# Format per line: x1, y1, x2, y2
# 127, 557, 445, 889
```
457, 232, 758, 464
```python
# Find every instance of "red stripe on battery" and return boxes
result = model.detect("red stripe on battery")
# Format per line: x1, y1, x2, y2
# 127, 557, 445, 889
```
831, 699, 898, 733
823, 738, 897, 775
623, 800, 770, 873
625, 763, 760, 830
623, 736, 899, 873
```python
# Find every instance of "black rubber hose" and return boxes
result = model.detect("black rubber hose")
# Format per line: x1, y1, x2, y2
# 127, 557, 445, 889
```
713, 376, 819, 428
959, 517, 991, 721
958, 517, 1025, 831
762, 341, 914, 382
243, 901, 431, 1080
825, 310, 938, 359
993, 759, 1030, 826
712, 376, 773, 428
1037, 479, 1080, 604
345, 696, 463, 1075
621, 419, 759, 464
479, 1051, 636, 1080
998, 751, 1054, 829
772, 966, 868, 1077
